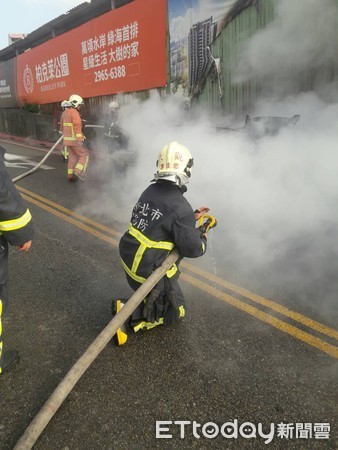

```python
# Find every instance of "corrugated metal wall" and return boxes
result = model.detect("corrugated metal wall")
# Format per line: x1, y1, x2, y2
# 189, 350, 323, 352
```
87, 85, 169, 120
192, 0, 275, 117
192, 0, 338, 118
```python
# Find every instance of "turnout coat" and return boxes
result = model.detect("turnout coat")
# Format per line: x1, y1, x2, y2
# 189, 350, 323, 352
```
119, 181, 206, 287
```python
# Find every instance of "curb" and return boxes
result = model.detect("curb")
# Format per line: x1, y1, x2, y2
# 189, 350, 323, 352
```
0, 132, 63, 150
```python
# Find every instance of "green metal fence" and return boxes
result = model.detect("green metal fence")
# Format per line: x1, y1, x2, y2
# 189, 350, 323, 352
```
192, 0, 275, 117
192, 0, 338, 118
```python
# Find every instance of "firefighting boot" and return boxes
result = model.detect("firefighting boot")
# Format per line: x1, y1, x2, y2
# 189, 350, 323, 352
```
111, 299, 128, 346
74, 172, 85, 182
0, 349, 19, 374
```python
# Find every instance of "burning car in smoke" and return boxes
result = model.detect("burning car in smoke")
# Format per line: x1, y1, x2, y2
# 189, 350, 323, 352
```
217, 114, 300, 139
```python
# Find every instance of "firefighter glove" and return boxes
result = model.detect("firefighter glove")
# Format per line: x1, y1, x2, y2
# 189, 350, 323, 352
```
164, 290, 180, 325
143, 288, 162, 323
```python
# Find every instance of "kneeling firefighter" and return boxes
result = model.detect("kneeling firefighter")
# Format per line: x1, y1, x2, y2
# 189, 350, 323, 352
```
118, 141, 212, 344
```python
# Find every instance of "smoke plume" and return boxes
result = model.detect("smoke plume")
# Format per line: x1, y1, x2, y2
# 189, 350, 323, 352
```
79, 0, 338, 321
235, 0, 338, 99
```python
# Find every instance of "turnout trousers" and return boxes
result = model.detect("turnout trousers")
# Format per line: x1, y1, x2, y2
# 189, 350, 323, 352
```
124, 271, 186, 332
67, 144, 89, 180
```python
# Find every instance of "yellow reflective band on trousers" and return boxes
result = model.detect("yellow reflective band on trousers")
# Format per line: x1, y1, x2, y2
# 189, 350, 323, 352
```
0, 208, 32, 232
121, 224, 178, 284
76, 155, 89, 175
0, 299, 2, 374
179, 305, 185, 318
133, 305, 185, 332
133, 317, 164, 332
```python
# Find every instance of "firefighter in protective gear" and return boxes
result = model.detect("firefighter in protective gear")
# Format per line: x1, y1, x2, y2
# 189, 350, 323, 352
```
60, 94, 89, 181
104, 101, 120, 141
0, 146, 34, 374
104, 100, 128, 159
59, 100, 71, 162
119, 141, 210, 337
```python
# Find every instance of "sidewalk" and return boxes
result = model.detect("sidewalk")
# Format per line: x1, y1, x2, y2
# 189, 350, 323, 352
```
0, 131, 63, 151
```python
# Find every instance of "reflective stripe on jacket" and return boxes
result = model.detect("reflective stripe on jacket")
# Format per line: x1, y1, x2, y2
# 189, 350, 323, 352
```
119, 181, 206, 284
120, 223, 177, 283
0, 208, 32, 232
60, 108, 84, 145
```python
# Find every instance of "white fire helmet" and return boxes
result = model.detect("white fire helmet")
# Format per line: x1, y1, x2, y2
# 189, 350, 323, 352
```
109, 101, 119, 110
154, 141, 194, 187
61, 100, 71, 109
69, 94, 84, 108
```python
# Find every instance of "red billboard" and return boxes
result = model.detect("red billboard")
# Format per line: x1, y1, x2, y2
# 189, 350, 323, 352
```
16, 0, 167, 105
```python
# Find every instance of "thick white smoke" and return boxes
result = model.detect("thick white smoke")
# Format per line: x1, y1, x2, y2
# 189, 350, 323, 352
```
235, 0, 338, 98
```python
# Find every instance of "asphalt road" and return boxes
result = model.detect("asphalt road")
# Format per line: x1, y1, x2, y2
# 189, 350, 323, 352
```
0, 138, 337, 450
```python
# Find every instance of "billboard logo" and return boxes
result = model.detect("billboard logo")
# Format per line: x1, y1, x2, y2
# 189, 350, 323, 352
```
23, 65, 34, 94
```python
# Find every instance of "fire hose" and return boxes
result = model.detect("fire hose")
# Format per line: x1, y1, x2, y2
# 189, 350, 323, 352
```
12, 135, 63, 183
